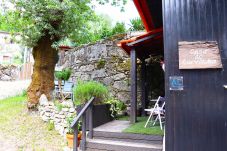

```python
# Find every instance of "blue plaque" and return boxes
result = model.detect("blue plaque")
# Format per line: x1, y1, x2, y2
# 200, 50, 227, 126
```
169, 76, 184, 90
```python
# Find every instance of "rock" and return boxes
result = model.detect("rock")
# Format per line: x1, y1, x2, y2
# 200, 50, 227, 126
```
103, 77, 113, 85
39, 94, 49, 106
42, 115, 49, 122
112, 73, 126, 80
54, 125, 61, 131
113, 81, 130, 91
45, 112, 51, 117
117, 92, 130, 103
1, 74, 11, 81
48, 101, 54, 106
54, 118, 61, 123
91, 69, 106, 78
39, 111, 45, 116
79, 65, 94, 72
69, 108, 75, 113
81, 74, 90, 81
62, 101, 74, 108
62, 108, 69, 112
59, 115, 66, 119
59, 111, 64, 115
59, 127, 65, 136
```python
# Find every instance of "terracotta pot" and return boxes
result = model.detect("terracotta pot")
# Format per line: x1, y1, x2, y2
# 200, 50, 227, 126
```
66, 132, 82, 148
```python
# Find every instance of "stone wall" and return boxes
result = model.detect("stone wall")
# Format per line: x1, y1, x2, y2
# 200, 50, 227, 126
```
38, 95, 76, 136
0, 65, 19, 81
61, 38, 131, 104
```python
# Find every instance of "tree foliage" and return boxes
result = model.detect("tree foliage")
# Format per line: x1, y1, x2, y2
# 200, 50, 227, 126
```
129, 17, 145, 31
2, 0, 128, 47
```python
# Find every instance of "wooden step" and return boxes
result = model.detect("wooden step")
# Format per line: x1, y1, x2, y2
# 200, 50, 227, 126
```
92, 131, 163, 144
86, 138, 162, 151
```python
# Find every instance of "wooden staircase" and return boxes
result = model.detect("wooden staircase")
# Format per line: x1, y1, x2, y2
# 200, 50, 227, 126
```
70, 98, 163, 151
85, 131, 163, 151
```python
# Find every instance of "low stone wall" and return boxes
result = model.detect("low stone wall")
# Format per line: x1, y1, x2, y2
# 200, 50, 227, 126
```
0, 65, 18, 81
61, 37, 131, 104
38, 95, 76, 136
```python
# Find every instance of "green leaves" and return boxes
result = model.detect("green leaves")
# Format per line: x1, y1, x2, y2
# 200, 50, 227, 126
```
55, 68, 72, 81
129, 18, 145, 31
1, 0, 128, 47
73, 80, 109, 105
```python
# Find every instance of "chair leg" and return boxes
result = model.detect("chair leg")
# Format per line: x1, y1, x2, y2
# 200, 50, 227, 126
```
158, 113, 163, 130
145, 113, 153, 128
153, 115, 158, 126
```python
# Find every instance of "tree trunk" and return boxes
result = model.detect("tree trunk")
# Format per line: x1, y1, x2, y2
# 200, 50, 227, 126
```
27, 35, 58, 110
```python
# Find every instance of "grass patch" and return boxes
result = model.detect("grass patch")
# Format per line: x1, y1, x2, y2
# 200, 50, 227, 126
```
121, 116, 164, 136
0, 95, 66, 150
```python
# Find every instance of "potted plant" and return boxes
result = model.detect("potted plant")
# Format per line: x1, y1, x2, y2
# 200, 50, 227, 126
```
55, 68, 72, 98
73, 80, 113, 128
66, 114, 82, 148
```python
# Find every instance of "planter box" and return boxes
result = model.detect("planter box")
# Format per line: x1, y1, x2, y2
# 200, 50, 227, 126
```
76, 104, 113, 128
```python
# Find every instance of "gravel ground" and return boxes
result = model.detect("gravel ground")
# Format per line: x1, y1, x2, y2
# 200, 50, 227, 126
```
0, 80, 31, 99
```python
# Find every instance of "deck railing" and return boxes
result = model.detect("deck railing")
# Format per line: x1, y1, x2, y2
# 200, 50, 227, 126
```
71, 97, 95, 151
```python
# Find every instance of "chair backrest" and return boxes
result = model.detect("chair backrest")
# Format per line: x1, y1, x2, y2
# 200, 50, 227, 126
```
153, 96, 165, 108
63, 82, 74, 92
158, 97, 165, 107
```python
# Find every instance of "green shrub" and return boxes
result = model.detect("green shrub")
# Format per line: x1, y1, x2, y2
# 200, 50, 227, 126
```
21, 89, 27, 97
47, 121, 54, 131
129, 18, 145, 31
73, 80, 109, 105
105, 98, 127, 118
66, 113, 80, 134
54, 101, 64, 111
111, 22, 126, 35
55, 68, 72, 81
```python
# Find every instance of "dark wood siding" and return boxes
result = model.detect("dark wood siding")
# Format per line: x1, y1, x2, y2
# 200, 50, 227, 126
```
163, 0, 227, 151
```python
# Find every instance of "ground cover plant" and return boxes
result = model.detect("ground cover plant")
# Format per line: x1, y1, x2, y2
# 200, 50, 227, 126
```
0, 95, 66, 150
118, 116, 164, 135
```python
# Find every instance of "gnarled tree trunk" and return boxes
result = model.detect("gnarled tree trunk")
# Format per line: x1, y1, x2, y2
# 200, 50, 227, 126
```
27, 35, 58, 109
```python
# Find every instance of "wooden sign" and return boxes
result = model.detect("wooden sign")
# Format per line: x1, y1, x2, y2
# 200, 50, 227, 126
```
179, 41, 223, 69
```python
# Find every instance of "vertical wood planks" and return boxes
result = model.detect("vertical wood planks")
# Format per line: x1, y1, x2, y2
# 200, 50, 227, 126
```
163, 0, 227, 151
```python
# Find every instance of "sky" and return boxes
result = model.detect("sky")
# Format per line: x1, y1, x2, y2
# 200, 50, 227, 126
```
93, 1, 140, 28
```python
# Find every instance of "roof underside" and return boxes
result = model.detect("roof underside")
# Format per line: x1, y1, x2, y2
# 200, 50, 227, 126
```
118, 0, 163, 59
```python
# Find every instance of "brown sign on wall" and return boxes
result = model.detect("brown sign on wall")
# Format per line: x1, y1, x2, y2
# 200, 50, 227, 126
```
179, 41, 223, 69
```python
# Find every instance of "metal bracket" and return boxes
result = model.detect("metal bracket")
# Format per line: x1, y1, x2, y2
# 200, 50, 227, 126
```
223, 85, 227, 89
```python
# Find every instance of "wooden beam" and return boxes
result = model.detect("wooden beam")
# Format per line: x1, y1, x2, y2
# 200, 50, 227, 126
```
130, 48, 137, 124
141, 58, 146, 116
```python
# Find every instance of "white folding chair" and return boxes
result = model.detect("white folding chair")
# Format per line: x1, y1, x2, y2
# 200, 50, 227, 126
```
152, 102, 165, 130
144, 96, 165, 129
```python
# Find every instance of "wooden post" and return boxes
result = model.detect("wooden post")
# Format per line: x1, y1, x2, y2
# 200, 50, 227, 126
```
73, 123, 78, 151
81, 114, 86, 151
141, 58, 147, 116
130, 48, 137, 124
88, 104, 93, 139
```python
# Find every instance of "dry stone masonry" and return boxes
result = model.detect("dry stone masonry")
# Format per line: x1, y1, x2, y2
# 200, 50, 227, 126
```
38, 94, 76, 136
61, 37, 131, 104
0, 65, 18, 81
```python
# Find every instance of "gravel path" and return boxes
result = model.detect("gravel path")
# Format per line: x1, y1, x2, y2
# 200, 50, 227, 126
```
0, 80, 31, 99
